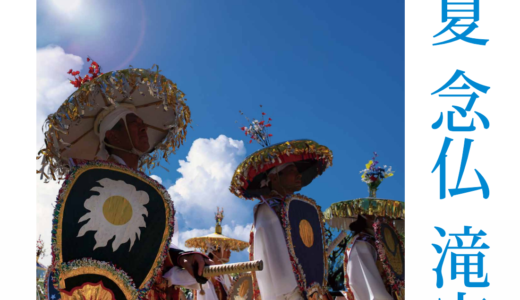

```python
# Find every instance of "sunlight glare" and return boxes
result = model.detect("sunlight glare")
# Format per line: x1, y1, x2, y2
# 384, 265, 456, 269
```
51, 0, 82, 14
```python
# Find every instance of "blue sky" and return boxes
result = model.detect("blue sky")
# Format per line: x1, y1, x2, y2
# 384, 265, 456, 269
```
37, 0, 403, 264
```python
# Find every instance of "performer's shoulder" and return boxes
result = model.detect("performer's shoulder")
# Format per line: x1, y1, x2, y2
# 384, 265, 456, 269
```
288, 193, 317, 203
255, 202, 281, 222
348, 232, 376, 250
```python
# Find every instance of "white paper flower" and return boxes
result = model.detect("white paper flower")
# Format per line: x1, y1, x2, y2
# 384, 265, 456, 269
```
77, 178, 149, 252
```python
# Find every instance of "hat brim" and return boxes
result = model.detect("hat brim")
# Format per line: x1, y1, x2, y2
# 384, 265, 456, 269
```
230, 140, 333, 200
59, 91, 176, 161
185, 233, 249, 252
245, 159, 325, 199
324, 198, 405, 231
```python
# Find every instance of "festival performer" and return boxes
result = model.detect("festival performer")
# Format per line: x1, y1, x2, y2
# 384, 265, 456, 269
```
324, 153, 405, 300
229, 108, 334, 300
184, 208, 249, 300
38, 60, 212, 300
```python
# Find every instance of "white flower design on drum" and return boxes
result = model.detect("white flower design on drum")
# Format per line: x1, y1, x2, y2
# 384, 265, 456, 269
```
77, 178, 149, 252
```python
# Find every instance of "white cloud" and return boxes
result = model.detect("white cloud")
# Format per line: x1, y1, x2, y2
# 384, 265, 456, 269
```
36, 45, 83, 149
150, 175, 162, 184
177, 227, 213, 250
36, 179, 61, 267
36, 46, 83, 267
222, 223, 252, 242
163, 135, 255, 263
167, 135, 255, 230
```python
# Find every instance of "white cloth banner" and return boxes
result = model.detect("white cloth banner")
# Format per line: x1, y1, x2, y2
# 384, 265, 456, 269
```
253, 204, 301, 299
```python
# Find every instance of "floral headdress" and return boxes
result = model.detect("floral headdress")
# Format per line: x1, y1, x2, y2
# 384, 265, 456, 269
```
238, 105, 273, 147
68, 57, 103, 87
215, 207, 224, 227
360, 152, 394, 197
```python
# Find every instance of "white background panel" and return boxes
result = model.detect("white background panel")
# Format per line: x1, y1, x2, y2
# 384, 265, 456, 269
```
406, 0, 520, 298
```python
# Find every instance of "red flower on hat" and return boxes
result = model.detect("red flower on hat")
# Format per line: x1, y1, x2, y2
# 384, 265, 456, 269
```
238, 106, 273, 147
67, 57, 102, 87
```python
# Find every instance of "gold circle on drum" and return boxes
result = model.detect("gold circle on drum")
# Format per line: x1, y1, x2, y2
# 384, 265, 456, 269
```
299, 219, 314, 248
102, 196, 133, 225
239, 279, 250, 297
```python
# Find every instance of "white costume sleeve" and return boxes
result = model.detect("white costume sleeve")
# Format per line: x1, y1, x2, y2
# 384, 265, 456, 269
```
196, 281, 219, 300
163, 266, 199, 289
254, 204, 302, 299
347, 241, 393, 300
162, 267, 218, 300
221, 275, 233, 291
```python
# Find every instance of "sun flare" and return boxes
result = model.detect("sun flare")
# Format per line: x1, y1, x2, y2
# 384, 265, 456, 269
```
51, 0, 82, 14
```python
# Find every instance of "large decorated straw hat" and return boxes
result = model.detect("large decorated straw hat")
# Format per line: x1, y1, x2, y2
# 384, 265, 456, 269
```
185, 208, 249, 253
37, 60, 191, 181
230, 107, 333, 200
324, 153, 404, 231
324, 198, 405, 231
